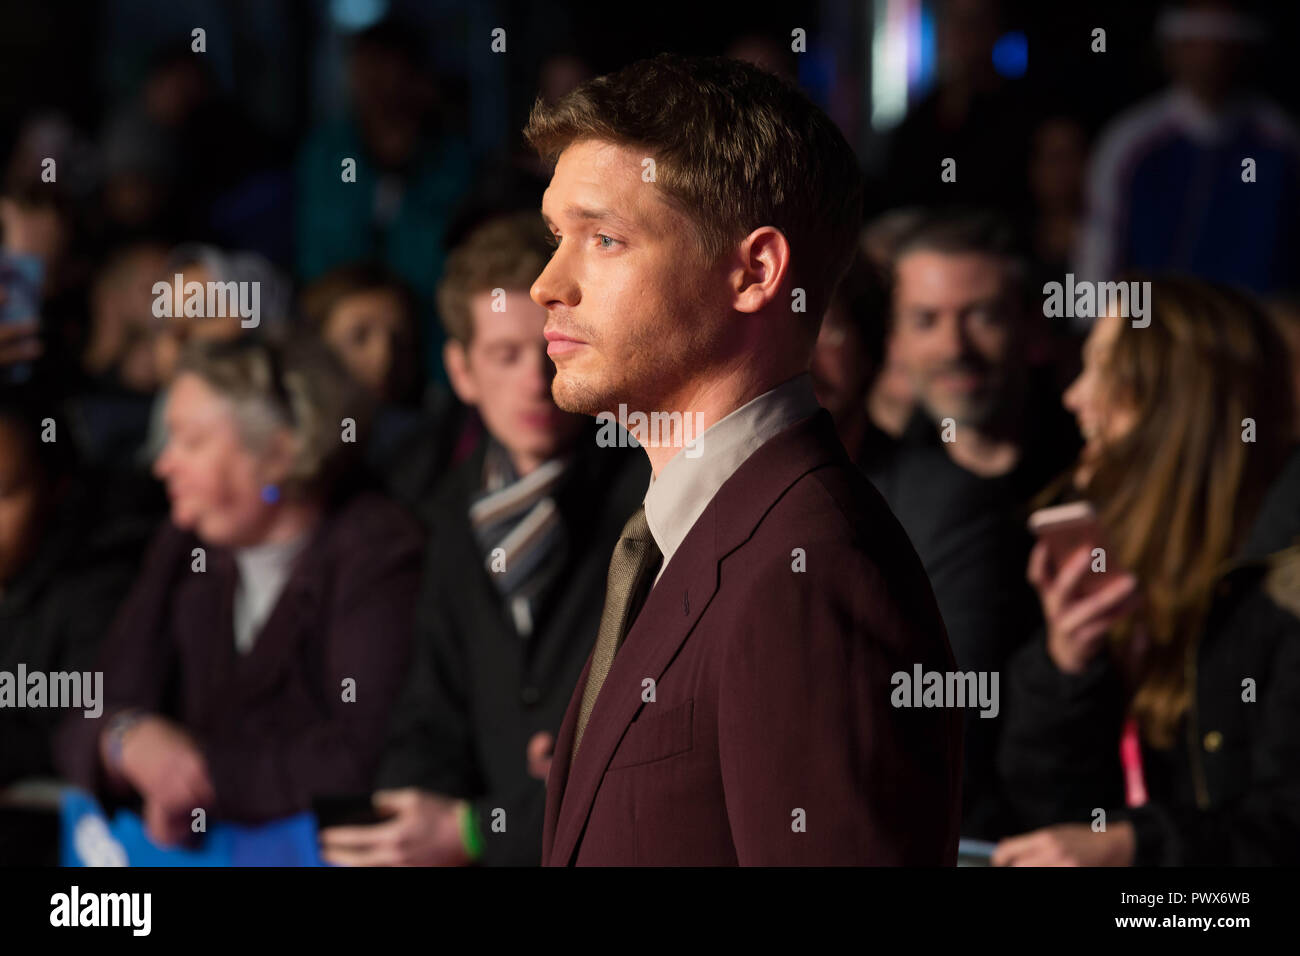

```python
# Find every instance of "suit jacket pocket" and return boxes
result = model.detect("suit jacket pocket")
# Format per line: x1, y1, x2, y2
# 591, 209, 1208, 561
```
607, 698, 694, 770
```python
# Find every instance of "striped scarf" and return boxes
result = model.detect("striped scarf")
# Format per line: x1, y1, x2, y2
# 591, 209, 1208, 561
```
469, 440, 571, 637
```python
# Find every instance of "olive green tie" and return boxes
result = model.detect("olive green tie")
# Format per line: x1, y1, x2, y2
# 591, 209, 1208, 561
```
571, 505, 662, 761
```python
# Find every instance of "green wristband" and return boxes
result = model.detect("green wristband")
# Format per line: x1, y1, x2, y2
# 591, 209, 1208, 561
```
460, 802, 485, 862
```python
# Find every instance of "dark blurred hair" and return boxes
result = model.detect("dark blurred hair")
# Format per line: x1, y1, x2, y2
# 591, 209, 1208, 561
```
890, 207, 1030, 299
0, 386, 76, 482
829, 243, 891, 378
348, 18, 428, 67
300, 261, 417, 332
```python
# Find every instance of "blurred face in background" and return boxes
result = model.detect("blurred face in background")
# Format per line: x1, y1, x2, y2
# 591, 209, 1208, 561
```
1165, 29, 1246, 106
892, 250, 1022, 428
152, 263, 246, 384
1030, 117, 1088, 212
86, 243, 169, 392
349, 44, 432, 169
811, 299, 871, 423
152, 373, 293, 548
936, 0, 1000, 84
1063, 311, 1139, 471
322, 289, 417, 403
445, 289, 585, 475
0, 198, 69, 297
0, 421, 47, 586
143, 57, 209, 126
870, 331, 917, 436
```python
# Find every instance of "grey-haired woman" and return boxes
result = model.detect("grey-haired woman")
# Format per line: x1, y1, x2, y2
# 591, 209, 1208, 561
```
57, 335, 423, 845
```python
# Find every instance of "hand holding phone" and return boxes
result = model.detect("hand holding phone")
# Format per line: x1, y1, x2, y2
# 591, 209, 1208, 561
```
1026, 502, 1140, 674
1027, 502, 1110, 596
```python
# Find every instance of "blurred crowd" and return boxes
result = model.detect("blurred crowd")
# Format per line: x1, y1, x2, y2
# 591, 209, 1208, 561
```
2, 0, 1299, 866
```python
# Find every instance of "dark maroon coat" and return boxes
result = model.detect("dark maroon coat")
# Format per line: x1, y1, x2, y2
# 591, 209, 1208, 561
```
543, 409, 963, 865
55, 490, 423, 822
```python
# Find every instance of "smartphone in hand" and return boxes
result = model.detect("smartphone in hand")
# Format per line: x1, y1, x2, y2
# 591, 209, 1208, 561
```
1027, 501, 1112, 597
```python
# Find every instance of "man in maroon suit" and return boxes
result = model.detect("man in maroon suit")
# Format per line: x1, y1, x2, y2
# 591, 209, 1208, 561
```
524, 53, 962, 865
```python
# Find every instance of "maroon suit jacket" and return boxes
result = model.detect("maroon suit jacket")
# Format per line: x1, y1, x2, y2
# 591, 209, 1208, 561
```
542, 409, 962, 865
55, 490, 423, 822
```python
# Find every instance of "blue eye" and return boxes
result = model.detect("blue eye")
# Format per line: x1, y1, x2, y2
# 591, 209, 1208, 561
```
597, 235, 619, 249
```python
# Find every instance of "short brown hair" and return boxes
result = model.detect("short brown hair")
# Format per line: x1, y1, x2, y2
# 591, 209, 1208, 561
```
890, 207, 1029, 298
523, 53, 865, 329
301, 261, 416, 332
437, 210, 552, 344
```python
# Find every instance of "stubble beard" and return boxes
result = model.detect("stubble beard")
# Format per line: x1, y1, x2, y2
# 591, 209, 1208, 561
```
552, 322, 702, 419
551, 366, 607, 417
916, 366, 1006, 432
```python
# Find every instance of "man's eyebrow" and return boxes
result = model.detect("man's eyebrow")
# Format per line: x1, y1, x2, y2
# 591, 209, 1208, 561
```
544, 204, 639, 233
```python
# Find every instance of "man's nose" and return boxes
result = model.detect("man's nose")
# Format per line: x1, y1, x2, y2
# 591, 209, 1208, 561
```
530, 252, 577, 309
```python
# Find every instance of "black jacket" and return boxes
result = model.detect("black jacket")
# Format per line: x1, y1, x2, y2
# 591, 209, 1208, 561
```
862, 367, 1081, 839
0, 479, 150, 785
377, 427, 649, 865
999, 445, 1300, 865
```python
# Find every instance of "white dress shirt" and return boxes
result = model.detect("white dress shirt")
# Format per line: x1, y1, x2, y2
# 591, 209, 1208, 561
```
642, 372, 821, 587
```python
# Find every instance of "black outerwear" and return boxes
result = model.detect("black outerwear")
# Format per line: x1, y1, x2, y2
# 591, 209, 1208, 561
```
376, 427, 648, 865
861, 367, 1081, 840
0, 479, 149, 785
999, 444, 1300, 865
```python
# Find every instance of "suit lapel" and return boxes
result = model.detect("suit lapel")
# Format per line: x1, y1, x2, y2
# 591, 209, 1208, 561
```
547, 509, 721, 866
543, 409, 845, 865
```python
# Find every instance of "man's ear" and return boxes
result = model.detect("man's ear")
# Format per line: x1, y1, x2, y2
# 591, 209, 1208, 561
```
730, 226, 792, 315
444, 339, 479, 406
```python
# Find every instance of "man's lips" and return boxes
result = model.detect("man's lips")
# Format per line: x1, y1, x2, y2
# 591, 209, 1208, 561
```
544, 327, 587, 357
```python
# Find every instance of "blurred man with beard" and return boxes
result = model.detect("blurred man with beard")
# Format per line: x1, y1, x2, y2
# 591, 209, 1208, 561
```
864, 208, 1081, 841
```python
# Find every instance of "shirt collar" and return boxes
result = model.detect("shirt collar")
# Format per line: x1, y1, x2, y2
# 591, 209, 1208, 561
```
642, 372, 821, 581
